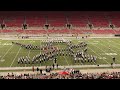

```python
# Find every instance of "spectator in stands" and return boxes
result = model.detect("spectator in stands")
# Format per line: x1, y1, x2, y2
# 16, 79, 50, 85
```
40, 69, 42, 74
52, 64, 55, 69
56, 64, 58, 69
111, 63, 113, 68
2, 71, 120, 79
113, 57, 115, 63
32, 66, 34, 72
37, 67, 39, 72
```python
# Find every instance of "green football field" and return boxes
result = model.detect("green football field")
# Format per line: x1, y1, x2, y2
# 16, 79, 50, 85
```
0, 38, 120, 67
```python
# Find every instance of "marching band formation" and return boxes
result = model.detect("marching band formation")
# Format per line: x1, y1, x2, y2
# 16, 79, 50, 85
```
12, 39, 97, 65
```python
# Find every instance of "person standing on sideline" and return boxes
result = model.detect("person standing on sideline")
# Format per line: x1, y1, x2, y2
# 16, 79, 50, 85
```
32, 66, 34, 72
40, 69, 42, 74
37, 67, 39, 72
52, 64, 55, 69
111, 63, 113, 68
56, 64, 58, 69
113, 57, 115, 63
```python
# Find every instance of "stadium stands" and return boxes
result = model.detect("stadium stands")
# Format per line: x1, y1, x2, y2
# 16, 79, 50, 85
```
88, 12, 109, 27
67, 15, 88, 27
107, 12, 120, 27
26, 16, 46, 27
1, 71, 120, 79
0, 11, 120, 35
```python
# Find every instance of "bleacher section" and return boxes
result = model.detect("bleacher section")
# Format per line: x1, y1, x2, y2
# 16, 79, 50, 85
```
88, 12, 109, 27
26, 15, 46, 27
67, 12, 88, 27
0, 11, 120, 35
107, 12, 120, 27
47, 13, 67, 27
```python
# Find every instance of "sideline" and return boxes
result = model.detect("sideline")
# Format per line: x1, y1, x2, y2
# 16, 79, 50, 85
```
0, 64, 120, 70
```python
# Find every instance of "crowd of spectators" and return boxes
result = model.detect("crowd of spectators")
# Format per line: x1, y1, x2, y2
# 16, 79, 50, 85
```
0, 70, 120, 79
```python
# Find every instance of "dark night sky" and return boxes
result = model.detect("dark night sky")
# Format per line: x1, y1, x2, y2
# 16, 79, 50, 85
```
0, 0, 119, 11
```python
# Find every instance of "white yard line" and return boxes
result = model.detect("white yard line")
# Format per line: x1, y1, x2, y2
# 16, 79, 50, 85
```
89, 42, 114, 62
58, 42, 69, 66
39, 40, 41, 66
0, 44, 14, 61
10, 47, 22, 67
1, 40, 19, 66
111, 39, 120, 45
28, 50, 31, 57
107, 39, 120, 50
27, 40, 33, 58
105, 39, 120, 51
8, 52, 27, 53
83, 39, 94, 65
88, 46, 109, 64
84, 38, 107, 65
91, 41, 120, 64
10, 40, 25, 67
99, 38, 120, 51
98, 39, 120, 63
63, 55, 69, 65
26, 39, 35, 67
0, 40, 10, 48
28, 39, 41, 67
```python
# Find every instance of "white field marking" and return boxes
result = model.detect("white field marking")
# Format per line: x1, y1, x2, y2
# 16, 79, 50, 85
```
28, 50, 31, 57
0, 44, 14, 61
30, 41, 35, 43
26, 40, 33, 67
58, 41, 69, 66
79, 39, 94, 65
92, 40, 120, 63
26, 39, 35, 67
111, 39, 120, 45
39, 39, 41, 66
88, 46, 109, 64
3, 40, 18, 66
106, 39, 120, 50
2, 52, 27, 53
1, 43, 12, 46
100, 39, 118, 57
85, 39, 98, 65
104, 53, 117, 55
90, 42, 114, 62
103, 39, 120, 50
93, 41, 99, 42
88, 42, 98, 44
98, 57, 106, 59
82, 39, 94, 65
63, 55, 69, 66
0, 40, 9, 48
10, 47, 22, 67
10, 40, 25, 67
0, 59, 5, 62
98, 39, 120, 63
28, 39, 35, 57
